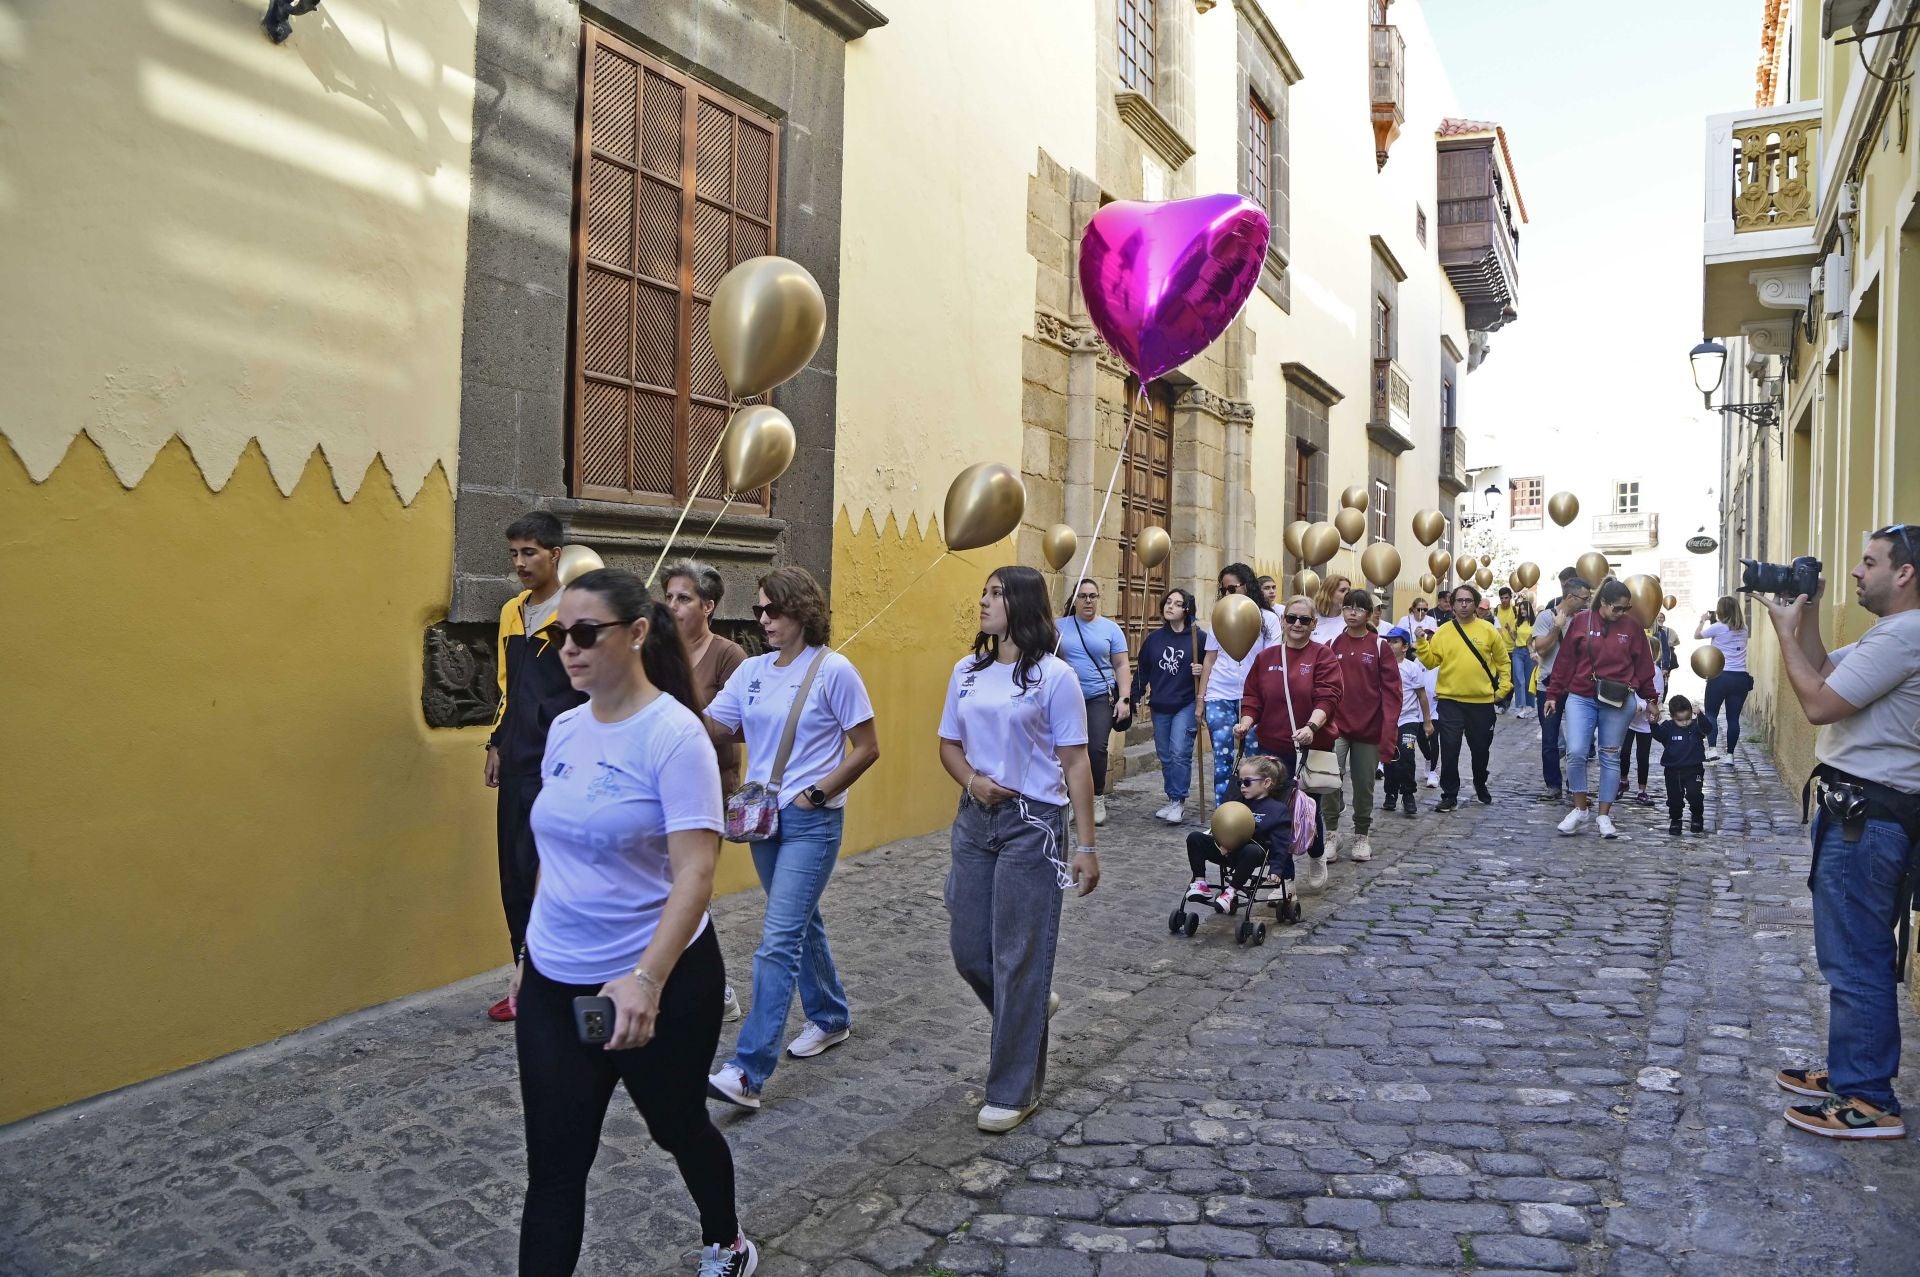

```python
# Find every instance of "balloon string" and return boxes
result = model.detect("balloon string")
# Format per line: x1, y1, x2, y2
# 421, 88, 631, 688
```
833, 548, 953, 653
648, 402, 736, 587
691, 494, 736, 554
1058, 386, 1146, 651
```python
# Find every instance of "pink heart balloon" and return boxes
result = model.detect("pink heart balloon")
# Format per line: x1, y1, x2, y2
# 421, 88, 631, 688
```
1078, 194, 1271, 384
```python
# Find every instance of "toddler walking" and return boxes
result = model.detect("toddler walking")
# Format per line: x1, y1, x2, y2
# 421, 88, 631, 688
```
1650, 694, 1709, 835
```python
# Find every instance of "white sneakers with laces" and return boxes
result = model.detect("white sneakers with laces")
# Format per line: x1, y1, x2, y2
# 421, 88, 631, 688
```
721, 985, 742, 1023
1596, 813, 1620, 839
1307, 857, 1329, 888
1323, 832, 1342, 864
977, 1100, 1041, 1133
1093, 796, 1108, 826
706, 1064, 760, 1110
1349, 836, 1372, 862
696, 1236, 758, 1277
786, 1023, 851, 1059
1557, 808, 1590, 836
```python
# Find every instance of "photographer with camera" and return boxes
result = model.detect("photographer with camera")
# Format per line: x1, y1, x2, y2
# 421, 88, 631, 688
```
1760, 530, 1920, 1140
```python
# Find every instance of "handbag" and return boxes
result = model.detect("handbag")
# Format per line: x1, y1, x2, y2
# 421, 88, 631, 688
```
1449, 617, 1502, 697
1279, 640, 1342, 794
723, 648, 828, 842
1071, 615, 1120, 702
1577, 616, 1632, 707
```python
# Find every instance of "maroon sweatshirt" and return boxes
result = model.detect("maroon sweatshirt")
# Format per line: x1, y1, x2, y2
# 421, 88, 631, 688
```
1545, 610, 1658, 704
1242, 639, 1342, 753
1328, 629, 1403, 759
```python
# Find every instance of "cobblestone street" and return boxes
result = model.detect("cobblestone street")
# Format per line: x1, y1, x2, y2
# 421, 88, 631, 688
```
6, 722, 1919, 1277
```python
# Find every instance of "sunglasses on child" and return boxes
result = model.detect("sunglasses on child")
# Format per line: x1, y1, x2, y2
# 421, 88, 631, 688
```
543, 619, 629, 650
1238, 775, 1269, 787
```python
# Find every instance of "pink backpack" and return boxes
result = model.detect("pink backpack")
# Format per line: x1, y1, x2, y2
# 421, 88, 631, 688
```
1288, 785, 1317, 860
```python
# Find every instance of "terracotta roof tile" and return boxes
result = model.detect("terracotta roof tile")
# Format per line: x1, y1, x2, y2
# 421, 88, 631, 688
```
1436, 118, 1528, 224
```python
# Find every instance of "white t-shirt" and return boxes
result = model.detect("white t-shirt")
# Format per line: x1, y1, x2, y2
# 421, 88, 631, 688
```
706, 647, 875, 809
527, 695, 724, 985
938, 652, 1089, 806
1397, 657, 1435, 725
1311, 615, 1346, 646
1202, 608, 1284, 705
1816, 609, 1920, 793
1703, 622, 1750, 673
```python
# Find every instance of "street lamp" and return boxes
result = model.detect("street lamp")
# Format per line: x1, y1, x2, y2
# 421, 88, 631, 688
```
1458, 481, 1504, 529
1689, 338, 1780, 441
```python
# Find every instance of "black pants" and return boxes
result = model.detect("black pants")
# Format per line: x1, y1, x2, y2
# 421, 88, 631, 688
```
1628, 732, 1652, 789
1383, 729, 1421, 801
498, 773, 543, 960
1084, 694, 1114, 796
1666, 765, 1705, 826
1437, 700, 1495, 802
1414, 725, 1439, 769
1186, 830, 1272, 886
1704, 670, 1755, 753
516, 928, 737, 1272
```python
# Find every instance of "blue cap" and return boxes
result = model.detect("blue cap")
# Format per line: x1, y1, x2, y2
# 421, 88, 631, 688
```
1386, 627, 1412, 642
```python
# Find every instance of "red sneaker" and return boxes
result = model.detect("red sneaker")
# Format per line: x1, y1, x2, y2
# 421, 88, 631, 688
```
487, 997, 516, 1023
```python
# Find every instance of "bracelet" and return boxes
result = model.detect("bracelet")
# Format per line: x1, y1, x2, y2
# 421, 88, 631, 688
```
965, 771, 978, 800
1074, 844, 1097, 857
631, 966, 663, 995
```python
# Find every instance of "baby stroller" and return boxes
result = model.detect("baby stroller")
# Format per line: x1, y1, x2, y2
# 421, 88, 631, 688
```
1168, 747, 1311, 944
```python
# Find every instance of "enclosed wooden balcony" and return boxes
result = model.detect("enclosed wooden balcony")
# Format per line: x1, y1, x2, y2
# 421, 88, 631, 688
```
1437, 135, 1521, 332
1439, 426, 1469, 496
1368, 358, 1414, 454
1370, 23, 1404, 170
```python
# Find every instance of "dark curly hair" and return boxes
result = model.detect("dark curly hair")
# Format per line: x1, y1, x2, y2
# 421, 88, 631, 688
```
759, 565, 831, 647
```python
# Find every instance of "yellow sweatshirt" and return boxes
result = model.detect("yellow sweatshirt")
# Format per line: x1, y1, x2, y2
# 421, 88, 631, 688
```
1415, 616, 1511, 704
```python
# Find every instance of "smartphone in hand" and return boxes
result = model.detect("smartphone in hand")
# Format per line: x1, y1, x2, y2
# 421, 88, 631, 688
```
573, 995, 615, 1044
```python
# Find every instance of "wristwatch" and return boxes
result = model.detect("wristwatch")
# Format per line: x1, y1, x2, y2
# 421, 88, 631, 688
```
805, 786, 830, 807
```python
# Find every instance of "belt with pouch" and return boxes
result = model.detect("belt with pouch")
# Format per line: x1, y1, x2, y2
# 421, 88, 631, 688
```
1804, 764, 1920, 977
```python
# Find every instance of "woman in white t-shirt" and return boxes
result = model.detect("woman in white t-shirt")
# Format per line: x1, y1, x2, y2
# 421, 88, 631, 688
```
1695, 595, 1754, 762
1310, 573, 1353, 646
938, 565, 1099, 1135
704, 567, 879, 1112
1198, 563, 1283, 806
511, 568, 753, 1276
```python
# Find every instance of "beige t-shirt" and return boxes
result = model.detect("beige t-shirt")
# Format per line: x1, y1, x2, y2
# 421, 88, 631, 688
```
522, 589, 561, 637
1816, 608, 1920, 793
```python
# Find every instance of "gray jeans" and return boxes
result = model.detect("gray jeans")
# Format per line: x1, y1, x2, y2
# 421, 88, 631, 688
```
947, 793, 1067, 1109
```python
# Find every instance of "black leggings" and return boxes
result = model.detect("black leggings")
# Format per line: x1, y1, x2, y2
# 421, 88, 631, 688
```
517, 927, 736, 1273
1186, 830, 1273, 886
1703, 670, 1754, 753
1629, 732, 1652, 788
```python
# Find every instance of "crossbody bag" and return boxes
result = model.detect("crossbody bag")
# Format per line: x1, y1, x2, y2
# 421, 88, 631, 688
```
1576, 616, 1632, 708
1279, 642, 1342, 794
1449, 617, 1502, 697
723, 648, 828, 842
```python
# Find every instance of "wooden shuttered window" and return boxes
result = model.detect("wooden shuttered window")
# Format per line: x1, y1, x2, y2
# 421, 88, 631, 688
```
1117, 379, 1174, 655
571, 26, 780, 507
1118, 0, 1157, 100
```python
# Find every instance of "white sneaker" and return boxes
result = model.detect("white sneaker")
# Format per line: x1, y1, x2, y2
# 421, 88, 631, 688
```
1186, 877, 1215, 903
1093, 796, 1108, 826
1323, 832, 1341, 863
786, 1022, 851, 1059
1704, 747, 1723, 762
1350, 836, 1372, 862
1214, 886, 1239, 913
707, 1064, 760, 1110
697, 1236, 759, 1277
1161, 800, 1186, 823
1517, 707, 1535, 720
1049, 990, 1061, 1019
721, 985, 743, 1023
1557, 808, 1590, 836
1307, 857, 1328, 888
977, 1100, 1041, 1133
1596, 813, 1619, 839
1425, 771, 1439, 788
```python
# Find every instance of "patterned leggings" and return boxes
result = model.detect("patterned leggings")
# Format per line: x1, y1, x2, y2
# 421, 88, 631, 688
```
1204, 699, 1257, 805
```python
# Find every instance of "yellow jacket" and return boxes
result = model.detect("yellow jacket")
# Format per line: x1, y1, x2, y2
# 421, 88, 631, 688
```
1415, 616, 1510, 704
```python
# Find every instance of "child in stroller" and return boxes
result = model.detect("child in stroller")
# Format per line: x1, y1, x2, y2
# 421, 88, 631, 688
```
1171, 754, 1305, 943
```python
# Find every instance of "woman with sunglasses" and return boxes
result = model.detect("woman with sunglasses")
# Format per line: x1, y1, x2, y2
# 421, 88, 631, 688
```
704, 567, 880, 1112
938, 566, 1099, 1133
1197, 563, 1282, 806
1234, 595, 1342, 887
510, 568, 754, 1276
1543, 578, 1659, 839
1694, 595, 1753, 764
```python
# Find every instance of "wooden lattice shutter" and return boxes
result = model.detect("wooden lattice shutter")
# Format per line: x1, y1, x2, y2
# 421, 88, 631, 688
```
572, 26, 780, 507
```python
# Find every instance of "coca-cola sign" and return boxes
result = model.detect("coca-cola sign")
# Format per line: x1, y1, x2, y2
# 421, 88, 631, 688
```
1686, 534, 1719, 555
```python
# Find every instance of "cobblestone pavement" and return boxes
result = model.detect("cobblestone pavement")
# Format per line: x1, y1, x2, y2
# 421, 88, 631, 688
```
5, 721, 1919, 1276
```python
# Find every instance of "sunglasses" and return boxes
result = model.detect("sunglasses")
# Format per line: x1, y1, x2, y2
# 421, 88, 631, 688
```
1874, 524, 1919, 558
1283, 614, 1314, 626
1238, 776, 1267, 787
545, 619, 628, 650
750, 603, 787, 622
1218, 583, 1243, 595
1412, 606, 1428, 612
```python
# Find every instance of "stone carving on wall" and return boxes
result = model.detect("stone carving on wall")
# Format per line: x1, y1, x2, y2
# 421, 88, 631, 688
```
422, 622, 499, 729
1176, 384, 1254, 423
1034, 310, 1131, 378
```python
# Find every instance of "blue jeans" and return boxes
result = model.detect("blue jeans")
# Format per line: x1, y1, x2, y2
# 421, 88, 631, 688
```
1509, 648, 1537, 711
729, 804, 851, 1091
1561, 693, 1634, 803
1539, 697, 1564, 790
1205, 700, 1255, 805
1151, 702, 1199, 802
1810, 811, 1920, 1111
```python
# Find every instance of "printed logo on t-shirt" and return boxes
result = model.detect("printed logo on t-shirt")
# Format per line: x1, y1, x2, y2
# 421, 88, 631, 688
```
584, 762, 624, 801
958, 672, 977, 699
746, 676, 763, 704
548, 760, 574, 780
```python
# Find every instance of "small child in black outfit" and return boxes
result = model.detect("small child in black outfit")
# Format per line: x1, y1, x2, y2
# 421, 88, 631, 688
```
1186, 754, 1294, 913
1650, 694, 1709, 835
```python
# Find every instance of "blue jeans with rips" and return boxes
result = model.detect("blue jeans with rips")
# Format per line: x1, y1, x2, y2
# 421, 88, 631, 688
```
1561, 693, 1634, 804
728, 803, 851, 1092
1810, 810, 1920, 1111
1151, 702, 1199, 802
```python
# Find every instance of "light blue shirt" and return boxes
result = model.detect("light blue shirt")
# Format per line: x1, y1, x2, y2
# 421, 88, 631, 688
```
1059, 614, 1127, 699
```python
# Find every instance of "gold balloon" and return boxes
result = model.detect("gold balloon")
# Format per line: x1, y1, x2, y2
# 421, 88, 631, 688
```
1474, 566, 1495, 590
1411, 509, 1446, 546
943, 462, 1026, 552
1211, 594, 1262, 662
1575, 551, 1612, 588
1428, 549, 1453, 579
1341, 484, 1370, 512
1547, 491, 1580, 527
1456, 554, 1481, 579
1624, 574, 1663, 628
1210, 800, 1257, 852
1293, 568, 1321, 599
720, 405, 796, 492
1360, 542, 1401, 588
1042, 523, 1078, 571
708, 256, 828, 396
1692, 645, 1726, 679
1664, 593, 1679, 611
1418, 573, 1438, 595
1334, 507, 1367, 545
1284, 519, 1310, 560
1301, 521, 1340, 567
1136, 525, 1171, 570
1508, 571, 1524, 592
556, 544, 604, 587
1517, 561, 1541, 588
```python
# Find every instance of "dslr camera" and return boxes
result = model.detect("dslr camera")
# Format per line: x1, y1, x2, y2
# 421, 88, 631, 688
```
1739, 555, 1823, 598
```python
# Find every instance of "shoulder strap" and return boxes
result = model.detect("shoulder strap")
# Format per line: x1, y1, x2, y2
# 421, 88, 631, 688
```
768, 648, 829, 788
1451, 617, 1500, 691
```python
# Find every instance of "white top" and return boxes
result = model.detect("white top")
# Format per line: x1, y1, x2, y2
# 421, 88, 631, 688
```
527, 695, 724, 985
1202, 608, 1284, 704
522, 589, 562, 636
1817, 609, 1920, 793
1396, 613, 1438, 641
1397, 658, 1436, 725
1628, 667, 1669, 733
1532, 611, 1563, 676
706, 646, 875, 808
1311, 615, 1347, 646
1703, 622, 1750, 673
938, 652, 1089, 807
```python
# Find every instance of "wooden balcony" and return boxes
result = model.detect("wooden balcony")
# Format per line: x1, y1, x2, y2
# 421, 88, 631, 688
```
1439, 426, 1469, 496
1438, 137, 1521, 332
1701, 101, 1821, 337
1370, 23, 1403, 170
1367, 358, 1414, 455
